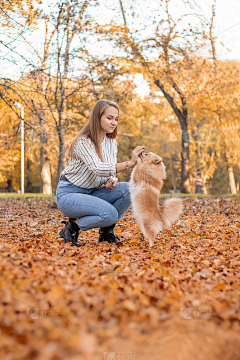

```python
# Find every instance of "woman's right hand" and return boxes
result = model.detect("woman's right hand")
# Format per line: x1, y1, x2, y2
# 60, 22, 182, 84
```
130, 145, 146, 165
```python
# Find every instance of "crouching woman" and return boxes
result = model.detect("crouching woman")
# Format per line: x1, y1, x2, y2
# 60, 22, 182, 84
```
56, 99, 146, 247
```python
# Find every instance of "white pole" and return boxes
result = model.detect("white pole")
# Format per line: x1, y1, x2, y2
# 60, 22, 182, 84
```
21, 106, 24, 194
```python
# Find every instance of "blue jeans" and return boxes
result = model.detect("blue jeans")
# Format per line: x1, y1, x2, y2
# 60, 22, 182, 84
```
56, 180, 131, 231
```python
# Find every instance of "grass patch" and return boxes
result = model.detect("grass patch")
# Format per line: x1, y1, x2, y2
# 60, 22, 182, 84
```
1, 192, 240, 201
160, 193, 240, 198
0, 193, 55, 200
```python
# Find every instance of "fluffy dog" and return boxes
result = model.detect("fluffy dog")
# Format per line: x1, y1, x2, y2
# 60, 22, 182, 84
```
129, 151, 183, 247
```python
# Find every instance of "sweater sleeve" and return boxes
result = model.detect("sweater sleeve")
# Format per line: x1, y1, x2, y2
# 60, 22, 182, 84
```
73, 138, 117, 177
114, 139, 118, 164
102, 139, 118, 186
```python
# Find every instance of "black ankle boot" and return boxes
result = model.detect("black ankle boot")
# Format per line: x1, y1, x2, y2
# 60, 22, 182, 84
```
98, 223, 121, 244
59, 218, 81, 247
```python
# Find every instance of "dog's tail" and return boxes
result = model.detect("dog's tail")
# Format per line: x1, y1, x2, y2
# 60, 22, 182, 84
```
161, 197, 183, 227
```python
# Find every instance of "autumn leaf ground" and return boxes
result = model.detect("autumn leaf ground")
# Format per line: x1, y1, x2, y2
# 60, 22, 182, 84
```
0, 196, 240, 360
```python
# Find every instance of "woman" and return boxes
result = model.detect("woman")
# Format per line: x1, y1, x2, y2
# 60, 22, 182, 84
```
56, 99, 146, 247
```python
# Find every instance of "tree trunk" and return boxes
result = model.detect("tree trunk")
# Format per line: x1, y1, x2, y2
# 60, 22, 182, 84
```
195, 168, 203, 194
192, 129, 203, 194
40, 147, 51, 193
40, 144, 45, 193
26, 158, 33, 193
41, 157, 52, 195
202, 181, 208, 195
227, 165, 237, 194
225, 149, 237, 194
154, 80, 190, 193
170, 154, 177, 191
181, 127, 190, 193
56, 131, 66, 190
236, 173, 240, 193
6, 179, 14, 192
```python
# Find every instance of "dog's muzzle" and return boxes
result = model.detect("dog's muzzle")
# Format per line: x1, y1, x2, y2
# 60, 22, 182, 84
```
139, 152, 147, 162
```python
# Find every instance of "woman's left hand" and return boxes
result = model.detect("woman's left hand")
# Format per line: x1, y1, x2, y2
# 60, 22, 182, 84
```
106, 178, 116, 190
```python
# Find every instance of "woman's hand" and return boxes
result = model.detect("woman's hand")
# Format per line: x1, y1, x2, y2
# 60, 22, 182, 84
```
130, 145, 146, 165
106, 178, 116, 190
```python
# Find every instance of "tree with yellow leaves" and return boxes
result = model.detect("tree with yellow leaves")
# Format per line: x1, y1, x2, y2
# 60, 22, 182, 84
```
97, 0, 221, 193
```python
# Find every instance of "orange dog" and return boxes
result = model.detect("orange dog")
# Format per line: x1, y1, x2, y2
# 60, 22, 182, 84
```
129, 152, 183, 247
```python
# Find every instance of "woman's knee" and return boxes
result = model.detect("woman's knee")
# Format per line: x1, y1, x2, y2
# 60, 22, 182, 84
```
101, 205, 118, 227
118, 181, 130, 196
105, 205, 119, 222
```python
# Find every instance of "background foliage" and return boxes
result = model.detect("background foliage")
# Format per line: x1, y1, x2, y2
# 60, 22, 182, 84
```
0, 0, 239, 195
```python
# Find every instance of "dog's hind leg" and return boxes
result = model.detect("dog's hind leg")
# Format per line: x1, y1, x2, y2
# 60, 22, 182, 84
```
141, 220, 163, 247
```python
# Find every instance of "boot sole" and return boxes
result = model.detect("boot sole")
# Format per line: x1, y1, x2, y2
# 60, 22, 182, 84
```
99, 235, 121, 244
59, 229, 80, 246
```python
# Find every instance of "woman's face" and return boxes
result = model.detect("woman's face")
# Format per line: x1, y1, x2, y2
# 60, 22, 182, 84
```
100, 106, 118, 133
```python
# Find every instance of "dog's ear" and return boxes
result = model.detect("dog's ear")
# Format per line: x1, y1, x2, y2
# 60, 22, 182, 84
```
152, 158, 162, 165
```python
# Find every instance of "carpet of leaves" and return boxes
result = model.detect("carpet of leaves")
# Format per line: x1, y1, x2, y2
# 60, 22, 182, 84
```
0, 196, 240, 360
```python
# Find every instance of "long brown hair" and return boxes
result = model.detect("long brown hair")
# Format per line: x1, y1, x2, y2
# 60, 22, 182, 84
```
69, 99, 119, 162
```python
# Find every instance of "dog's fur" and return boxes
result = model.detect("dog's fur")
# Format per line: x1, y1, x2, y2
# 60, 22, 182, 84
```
129, 152, 183, 247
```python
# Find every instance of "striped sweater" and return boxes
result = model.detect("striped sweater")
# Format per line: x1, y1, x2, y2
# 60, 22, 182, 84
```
61, 134, 118, 189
